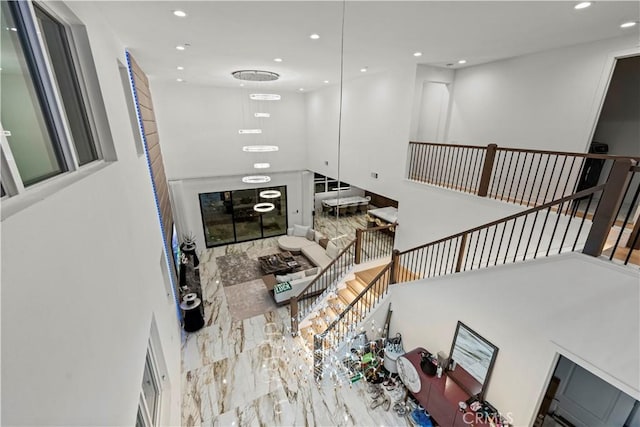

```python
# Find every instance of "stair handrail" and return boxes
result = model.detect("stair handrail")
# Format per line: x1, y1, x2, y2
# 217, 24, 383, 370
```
355, 223, 396, 264
290, 239, 356, 332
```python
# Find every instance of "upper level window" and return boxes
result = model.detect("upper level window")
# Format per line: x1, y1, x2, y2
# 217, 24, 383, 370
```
1, 1, 67, 186
0, 0, 107, 201
35, 5, 98, 165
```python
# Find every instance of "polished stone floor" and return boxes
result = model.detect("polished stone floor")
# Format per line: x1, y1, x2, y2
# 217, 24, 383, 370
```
181, 214, 410, 426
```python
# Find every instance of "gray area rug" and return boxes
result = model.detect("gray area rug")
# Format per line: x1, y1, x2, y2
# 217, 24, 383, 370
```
215, 253, 263, 287
216, 251, 316, 287
224, 278, 278, 322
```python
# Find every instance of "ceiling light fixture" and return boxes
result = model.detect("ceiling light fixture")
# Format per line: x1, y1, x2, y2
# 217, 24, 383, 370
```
177, 66, 184, 70
324, 80, 329, 84
253, 202, 275, 213
310, 33, 320, 40
250, 94, 281, 101
176, 45, 185, 51
254, 113, 270, 118
254, 163, 271, 169
413, 52, 422, 57
242, 175, 271, 184
259, 190, 281, 199
242, 145, 279, 152
232, 70, 279, 82
360, 67, 368, 72
176, 78, 184, 82
299, 88, 304, 91
173, 10, 187, 17
274, 58, 283, 62
238, 129, 262, 134
458, 59, 467, 64
574, 2, 591, 9
620, 21, 637, 28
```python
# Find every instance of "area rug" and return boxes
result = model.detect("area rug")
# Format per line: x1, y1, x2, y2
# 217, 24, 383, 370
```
215, 253, 263, 287
224, 278, 278, 322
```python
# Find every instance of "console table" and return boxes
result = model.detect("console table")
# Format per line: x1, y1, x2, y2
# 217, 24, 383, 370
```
400, 348, 492, 427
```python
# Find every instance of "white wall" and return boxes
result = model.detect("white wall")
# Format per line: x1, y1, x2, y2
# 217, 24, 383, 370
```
169, 170, 312, 250
448, 35, 639, 152
152, 83, 307, 180
306, 65, 416, 201
1, 3, 182, 425
389, 253, 640, 426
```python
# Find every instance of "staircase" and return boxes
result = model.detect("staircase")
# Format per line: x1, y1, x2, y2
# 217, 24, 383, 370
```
298, 265, 387, 349
291, 148, 639, 380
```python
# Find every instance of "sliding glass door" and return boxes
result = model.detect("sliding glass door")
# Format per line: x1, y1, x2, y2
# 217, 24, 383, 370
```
199, 186, 288, 247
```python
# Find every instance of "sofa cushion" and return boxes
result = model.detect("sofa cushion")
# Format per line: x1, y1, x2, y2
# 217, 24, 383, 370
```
326, 241, 340, 259
293, 224, 310, 237
314, 230, 324, 243
278, 235, 315, 252
305, 267, 319, 277
275, 274, 291, 283
302, 244, 333, 269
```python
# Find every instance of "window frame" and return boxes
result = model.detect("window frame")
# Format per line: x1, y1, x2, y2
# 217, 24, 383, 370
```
138, 346, 162, 427
0, 0, 115, 217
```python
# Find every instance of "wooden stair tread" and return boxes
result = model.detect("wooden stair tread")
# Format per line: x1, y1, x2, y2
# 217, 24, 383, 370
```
338, 287, 357, 305
355, 265, 386, 284
346, 278, 368, 294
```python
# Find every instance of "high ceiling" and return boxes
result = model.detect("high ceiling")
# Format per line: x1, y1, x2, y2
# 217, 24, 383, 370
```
93, 1, 640, 91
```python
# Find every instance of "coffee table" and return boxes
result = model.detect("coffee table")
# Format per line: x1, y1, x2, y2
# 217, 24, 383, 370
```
258, 251, 297, 275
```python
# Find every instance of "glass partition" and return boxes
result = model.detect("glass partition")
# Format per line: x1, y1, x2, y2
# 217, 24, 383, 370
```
199, 186, 287, 247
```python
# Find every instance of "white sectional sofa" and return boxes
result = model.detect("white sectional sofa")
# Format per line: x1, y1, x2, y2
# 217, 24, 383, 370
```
269, 224, 340, 304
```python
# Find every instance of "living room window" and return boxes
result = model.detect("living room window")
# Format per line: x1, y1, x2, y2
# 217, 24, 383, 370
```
136, 349, 161, 427
199, 185, 288, 247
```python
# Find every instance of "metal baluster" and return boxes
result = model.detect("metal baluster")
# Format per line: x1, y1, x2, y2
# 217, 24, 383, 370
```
533, 154, 551, 206
506, 151, 522, 202
512, 214, 529, 262
493, 151, 507, 200
478, 227, 489, 268
503, 218, 518, 265
545, 202, 565, 256
522, 211, 541, 261
499, 151, 515, 202
573, 193, 596, 252
525, 154, 543, 206
513, 152, 528, 204
486, 225, 498, 268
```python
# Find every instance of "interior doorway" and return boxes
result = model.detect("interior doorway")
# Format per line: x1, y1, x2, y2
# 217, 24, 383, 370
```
534, 355, 639, 427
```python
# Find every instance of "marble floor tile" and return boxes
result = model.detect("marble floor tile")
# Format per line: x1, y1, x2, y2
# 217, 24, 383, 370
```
182, 217, 407, 426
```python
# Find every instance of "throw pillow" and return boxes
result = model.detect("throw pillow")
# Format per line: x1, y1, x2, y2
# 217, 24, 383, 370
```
290, 271, 305, 280
305, 267, 319, 277
319, 237, 329, 249
326, 241, 339, 259
293, 224, 310, 237
314, 231, 323, 243
276, 274, 290, 283
306, 228, 315, 241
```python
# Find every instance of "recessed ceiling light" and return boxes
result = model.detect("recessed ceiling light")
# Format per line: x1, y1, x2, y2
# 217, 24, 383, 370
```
242, 175, 271, 184
242, 145, 279, 152
274, 58, 283, 62
238, 129, 262, 134
176, 45, 186, 51
8, 27, 17, 32
413, 52, 422, 57
323, 80, 329, 84
360, 67, 368, 72
253, 202, 275, 212
173, 10, 187, 17
458, 59, 467, 64
250, 93, 281, 101
240, 83, 245, 87
254, 113, 270, 118
176, 78, 184, 82
574, 2, 591, 9
299, 88, 304, 91
309, 33, 320, 40
177, 66, 184, 70
254, 163, 271, 169
620, 21, 637, 28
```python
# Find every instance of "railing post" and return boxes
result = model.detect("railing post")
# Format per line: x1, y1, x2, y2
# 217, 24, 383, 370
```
390, 249, 400, 284
290, 296, 299, 335
455, 233, 468, 272
355, 228, 363, 264
477, 143, 498, 197
583, 159, 633, 257
313, 334, 324, 381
